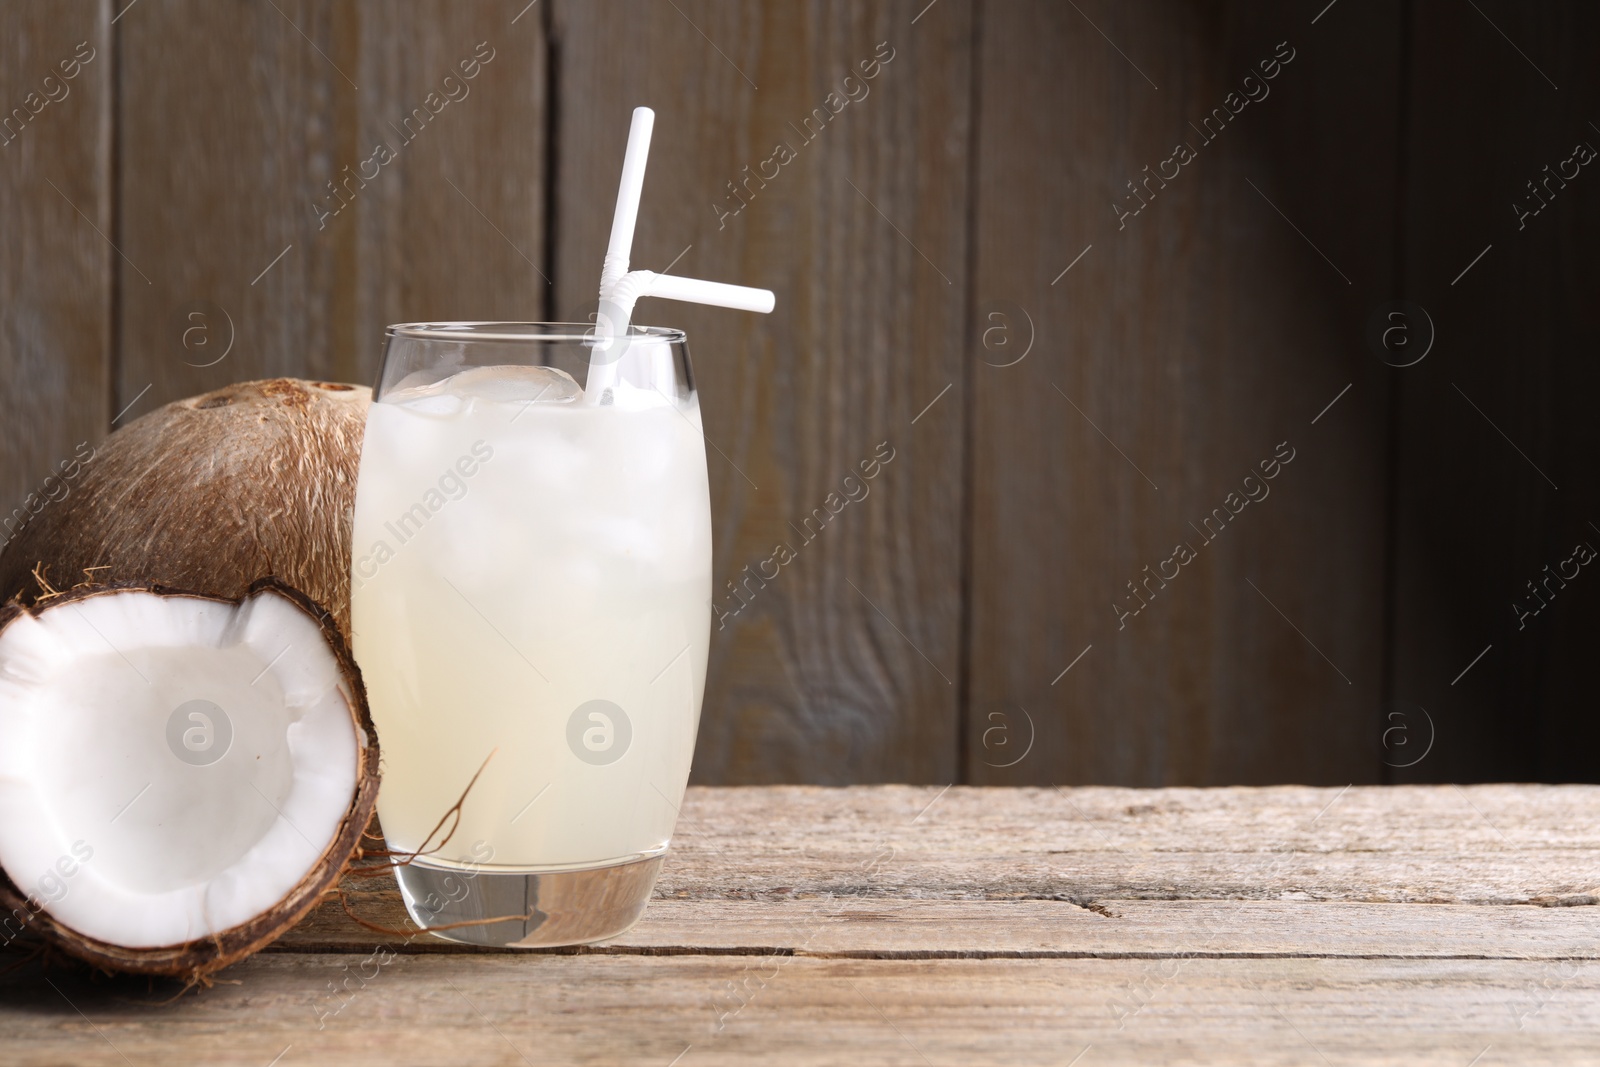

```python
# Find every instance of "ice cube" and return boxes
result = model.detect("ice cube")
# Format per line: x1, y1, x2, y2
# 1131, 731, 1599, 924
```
449, 365, 583, 404
392, 392, 464, 416
384, 374, 464, 416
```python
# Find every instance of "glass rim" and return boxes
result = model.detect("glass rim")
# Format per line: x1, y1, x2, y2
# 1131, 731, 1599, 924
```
384, 321, 687, 344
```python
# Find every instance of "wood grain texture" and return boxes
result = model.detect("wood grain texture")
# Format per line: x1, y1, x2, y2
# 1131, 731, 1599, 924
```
346, 0, 550, 363
6, 955, 1600, 1066
116, 0, 546, 409
273, 784, 1600, 956
1391, 1, 1600, 783
966, 0, 1400, 785
8, 786, 1600, 1065
283, 896, 1600, 961
116, 0, 353, 408
548, 0, 970, 783
308, 786, 1600, 931
0, 2, 111, 552
637, 783, 1600, 905
4, 0, 1598, 791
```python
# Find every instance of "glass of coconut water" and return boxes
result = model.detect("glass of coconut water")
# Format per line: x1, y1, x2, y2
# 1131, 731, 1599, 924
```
350, 322, 712, 946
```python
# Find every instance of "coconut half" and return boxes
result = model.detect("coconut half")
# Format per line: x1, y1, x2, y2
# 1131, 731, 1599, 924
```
0, 579, 379, 978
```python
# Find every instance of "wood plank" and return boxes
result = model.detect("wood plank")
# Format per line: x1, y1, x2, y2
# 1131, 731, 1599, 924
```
967, 0, 1400, 784
281, 896, 1600, 962
638, 785, 1600, 903
116, 1, 546, 408
275, 784, 1600, 954
8, 786, 1600, 1061
346, 1, 550, 362
548, 0, 971, 782
0, 1, 111, 575
116, 0, 352, 406
6, 954, 1599, 1065
1392, 2, 1600, 782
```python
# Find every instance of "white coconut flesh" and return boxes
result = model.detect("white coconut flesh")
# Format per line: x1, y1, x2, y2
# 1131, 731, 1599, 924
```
0, 587, 361, 949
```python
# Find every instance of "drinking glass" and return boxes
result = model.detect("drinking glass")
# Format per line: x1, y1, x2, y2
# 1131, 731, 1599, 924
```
349, 322, 710, 946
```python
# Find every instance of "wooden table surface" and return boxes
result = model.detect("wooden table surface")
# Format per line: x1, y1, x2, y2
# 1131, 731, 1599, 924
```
4, 785, 1599, 1065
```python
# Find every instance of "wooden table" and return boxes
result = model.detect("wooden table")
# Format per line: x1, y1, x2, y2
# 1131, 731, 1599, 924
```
4, 785, 1599, 1064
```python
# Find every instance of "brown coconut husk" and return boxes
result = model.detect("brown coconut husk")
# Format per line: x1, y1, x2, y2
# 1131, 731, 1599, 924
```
0, 578, 381, 983
0, 379, 368, 642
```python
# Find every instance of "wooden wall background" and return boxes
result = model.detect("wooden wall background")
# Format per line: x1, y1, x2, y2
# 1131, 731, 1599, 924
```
1, 0, 1593, 786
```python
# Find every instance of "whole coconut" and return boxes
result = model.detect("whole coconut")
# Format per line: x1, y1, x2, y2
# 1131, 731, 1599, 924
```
0, 379, 367, 638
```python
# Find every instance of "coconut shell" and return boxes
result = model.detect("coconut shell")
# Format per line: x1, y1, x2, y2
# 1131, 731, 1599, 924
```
0, 577, 380, 981
0, 379, 367, 641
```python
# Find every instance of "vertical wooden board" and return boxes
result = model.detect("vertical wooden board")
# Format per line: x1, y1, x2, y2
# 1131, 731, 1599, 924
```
117, 0, 354, 409
967, 0, 1399, 785
0, 2, 110, 562
1393, 1, 1600, 783
550, 1, 970, 782
117, 1, 546, 409
349, 1, 549, 364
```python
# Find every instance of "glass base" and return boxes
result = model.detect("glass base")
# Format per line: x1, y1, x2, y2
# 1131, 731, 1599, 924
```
394, 853, 666, 947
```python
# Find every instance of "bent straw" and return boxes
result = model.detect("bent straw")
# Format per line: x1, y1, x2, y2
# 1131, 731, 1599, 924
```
586, 107, 776, 402
622, 272, 775, 314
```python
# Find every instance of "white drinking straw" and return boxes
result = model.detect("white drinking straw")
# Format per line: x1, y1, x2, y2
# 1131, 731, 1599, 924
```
586, 107, 776, 402
617, 272, 775, 314
599, 107, 655, 300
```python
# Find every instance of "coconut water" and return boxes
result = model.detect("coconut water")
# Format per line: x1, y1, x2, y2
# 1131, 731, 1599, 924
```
350, 365, 711, 873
